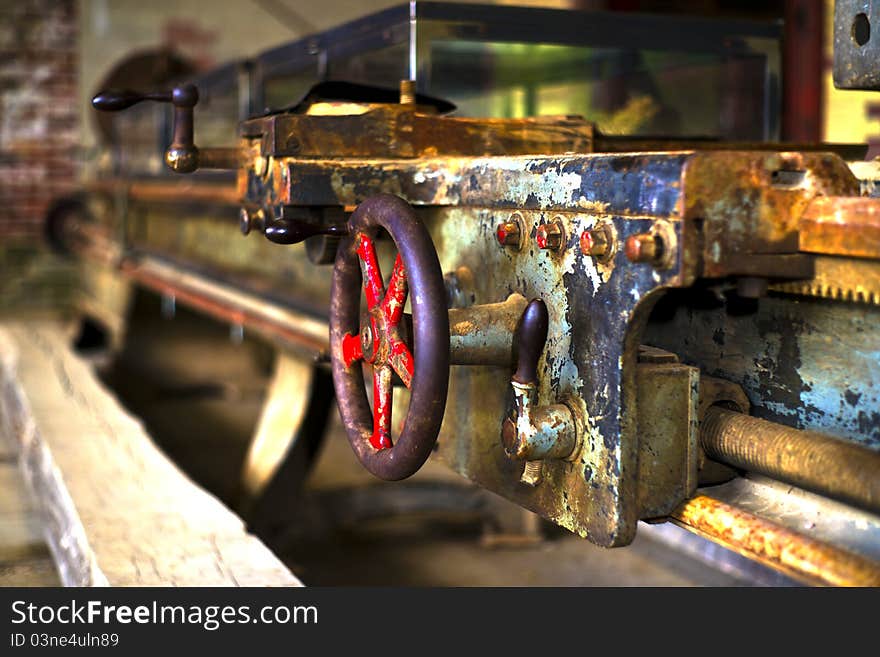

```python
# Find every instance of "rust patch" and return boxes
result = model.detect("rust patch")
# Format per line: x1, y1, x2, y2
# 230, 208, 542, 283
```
672, 495, 880, 586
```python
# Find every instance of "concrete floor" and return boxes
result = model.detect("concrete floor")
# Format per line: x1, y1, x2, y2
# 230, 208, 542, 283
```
93, 292, 771, 587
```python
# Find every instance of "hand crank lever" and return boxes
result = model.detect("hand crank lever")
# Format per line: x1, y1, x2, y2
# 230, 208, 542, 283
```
92, 84, 238, 173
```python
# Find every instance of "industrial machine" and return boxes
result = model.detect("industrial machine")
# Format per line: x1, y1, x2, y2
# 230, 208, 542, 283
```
51, 2, 880, 585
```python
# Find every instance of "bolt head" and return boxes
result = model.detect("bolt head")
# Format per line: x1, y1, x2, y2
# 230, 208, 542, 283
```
536, 222, 563, 251
496, 221, 521, 247
624, 233, 659, 263
581, 228, 610, 258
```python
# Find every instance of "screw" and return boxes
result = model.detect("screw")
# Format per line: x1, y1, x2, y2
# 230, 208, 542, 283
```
536, 220, 564, 251
581, 226, 612, 259
520, 460, 543, 486
399, 79, 416, 105
496, 214, 523, 249
624, 232, 663, 264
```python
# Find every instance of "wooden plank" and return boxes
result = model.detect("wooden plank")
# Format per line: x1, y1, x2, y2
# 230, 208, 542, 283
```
0, 321, 301, 586
0, 465, 48, 562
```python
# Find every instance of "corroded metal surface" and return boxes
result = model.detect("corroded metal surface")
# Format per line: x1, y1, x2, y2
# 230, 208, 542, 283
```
833, 0, 880, 90
422, 198, 689, 545
799, 195, 880, 259
645, 292, 880, 450
681, 151, 858, 280
671, 495, 880, 586
699, 475, 880, 564
635, 358, 699, 519
448, 293, 527, 366
243, 106, 595, 159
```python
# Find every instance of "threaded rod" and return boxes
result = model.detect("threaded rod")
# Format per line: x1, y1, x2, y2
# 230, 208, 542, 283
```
701, 406, 880, 514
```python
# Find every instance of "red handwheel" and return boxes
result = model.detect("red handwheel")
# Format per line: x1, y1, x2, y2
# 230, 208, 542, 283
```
329, 194, 450, 480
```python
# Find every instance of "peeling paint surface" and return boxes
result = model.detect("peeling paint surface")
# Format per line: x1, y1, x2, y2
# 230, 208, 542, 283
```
646, 293, 880, 450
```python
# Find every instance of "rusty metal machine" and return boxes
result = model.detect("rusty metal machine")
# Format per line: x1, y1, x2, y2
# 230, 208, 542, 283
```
51, 2, 880, 585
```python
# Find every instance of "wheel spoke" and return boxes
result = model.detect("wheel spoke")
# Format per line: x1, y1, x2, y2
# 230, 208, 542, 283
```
341, 332, 363, 368
371, 365, 393, 449
383, 254, 408, 325
356, 233, 385, 309
390, 340, 414, 388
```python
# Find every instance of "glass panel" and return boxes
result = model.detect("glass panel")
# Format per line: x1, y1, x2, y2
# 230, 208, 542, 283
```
194, 84, 238, 147
425, 41, 768, 140
115, 103, 165, 175
327, 42, 409, 91
264, 72, 318, 112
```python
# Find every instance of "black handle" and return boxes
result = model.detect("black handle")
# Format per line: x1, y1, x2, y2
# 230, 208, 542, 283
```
512, 299, 549, 385
91, 90, 171, 111
264, 218, 348, 245
91, 85, 197, 112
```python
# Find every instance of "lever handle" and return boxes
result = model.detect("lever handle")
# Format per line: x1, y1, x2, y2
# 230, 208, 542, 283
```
91, 85, 198, 112
91, 90, 172, 111
512, 299, 549, 385
91, 85, 200, 173
264, 218, 348, 245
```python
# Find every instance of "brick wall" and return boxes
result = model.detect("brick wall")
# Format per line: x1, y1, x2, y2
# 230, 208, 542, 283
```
0, 0, 78, 242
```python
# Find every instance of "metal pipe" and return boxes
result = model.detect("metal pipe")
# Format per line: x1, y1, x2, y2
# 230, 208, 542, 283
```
700, 406, 880, 514
448, 293, 527, 366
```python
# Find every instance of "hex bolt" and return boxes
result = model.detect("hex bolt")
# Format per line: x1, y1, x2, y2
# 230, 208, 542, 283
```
496, 213, 524, 249
536, 220, 564, 251
624, 232, 663, 264
580, 226, 612, 260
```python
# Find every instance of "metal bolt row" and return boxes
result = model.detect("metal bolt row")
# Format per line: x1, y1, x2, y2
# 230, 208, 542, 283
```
495, 213, 664, 266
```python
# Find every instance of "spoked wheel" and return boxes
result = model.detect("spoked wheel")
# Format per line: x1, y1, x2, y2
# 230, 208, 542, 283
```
329, 194, 450, 481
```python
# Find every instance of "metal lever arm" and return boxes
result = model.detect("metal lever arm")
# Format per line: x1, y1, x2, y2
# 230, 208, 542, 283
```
92, 84, 237, 173
264, 219, 348, 245
502, 299, 578, 462
91, 89, 178, 111
512, 299, 550, 385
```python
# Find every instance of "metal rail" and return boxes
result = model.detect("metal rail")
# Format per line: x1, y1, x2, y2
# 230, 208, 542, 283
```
671, 495, 880, 586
